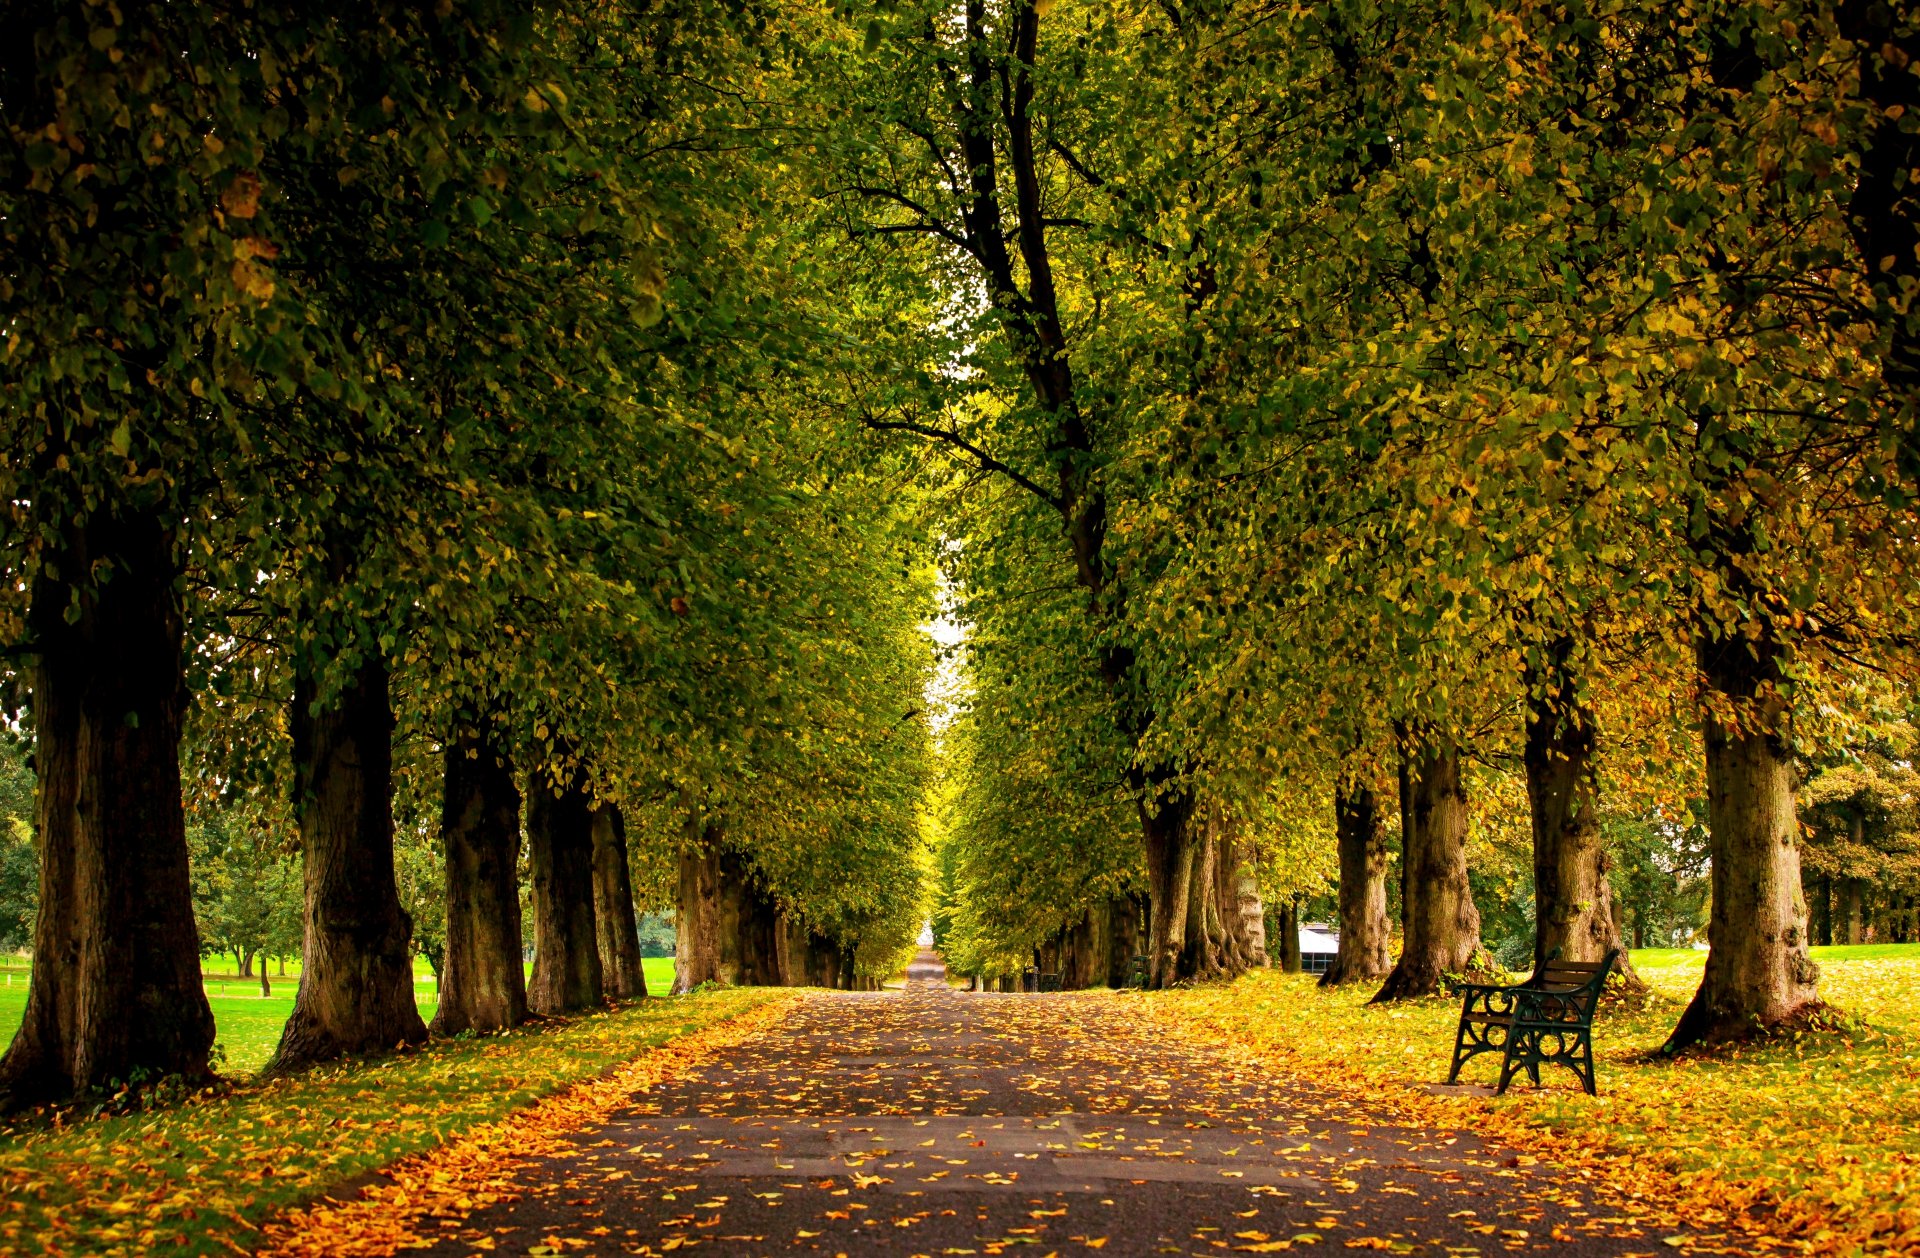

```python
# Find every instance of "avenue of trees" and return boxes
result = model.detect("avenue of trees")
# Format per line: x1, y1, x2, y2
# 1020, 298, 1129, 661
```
879, 0, 1920, 1050
0, 0, 934, 1109
5, 0, 1920, 1110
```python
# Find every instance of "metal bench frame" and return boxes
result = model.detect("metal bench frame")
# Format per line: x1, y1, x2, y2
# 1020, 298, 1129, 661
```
1446, 948, 1618, 1095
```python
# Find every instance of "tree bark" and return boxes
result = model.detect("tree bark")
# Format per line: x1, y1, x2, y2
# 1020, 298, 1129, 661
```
1664, 632, 1821, 1050
1233, 854, 1269, 970
0, 508, 215, 1107
268, 654, 427, 1073
526, 758, 602, 1014
719, 848, 784, 987
1276, 897, 1303, 973
1841, 877, 1867, 945
674, 819, 723, 992
1372, 732, 1483, 1002
1141, 793, 1198, 987
591, 804, 647, 1000
1523, 642, 1641, 988
431, 719, 527, 1036
1321, 782, 1393, 987
1183, 819, 1223, 975
1212, 815, 1267, 973
1809, 873, 1833, 948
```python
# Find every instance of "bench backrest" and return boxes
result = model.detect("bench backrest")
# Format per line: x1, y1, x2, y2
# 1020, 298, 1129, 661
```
1520, 948, 1618, 1021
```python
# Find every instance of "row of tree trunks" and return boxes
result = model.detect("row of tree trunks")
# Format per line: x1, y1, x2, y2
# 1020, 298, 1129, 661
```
1140, 799, 1267, 987
674, 822, 865, 991
0, 510, 654, 1098
0, 507, 216, 1108
432, 719, 527, 1036
1036, 895, 1145, 989
1810, 874, 1913, 946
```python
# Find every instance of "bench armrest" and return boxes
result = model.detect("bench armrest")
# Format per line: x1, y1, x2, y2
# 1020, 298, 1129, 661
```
1456, 983, 1524, 1019
1510, 986, 1593, 1024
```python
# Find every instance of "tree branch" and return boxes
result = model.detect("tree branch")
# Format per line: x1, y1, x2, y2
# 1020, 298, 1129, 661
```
861, 414, 1064, 511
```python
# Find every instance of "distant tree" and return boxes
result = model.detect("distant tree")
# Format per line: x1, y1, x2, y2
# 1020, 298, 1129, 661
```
1800, 752, 1920, 946
0, 740, 34, 952
394, 831, 447, 980
186, 808, 300, 989
1606, 809, 1712, 951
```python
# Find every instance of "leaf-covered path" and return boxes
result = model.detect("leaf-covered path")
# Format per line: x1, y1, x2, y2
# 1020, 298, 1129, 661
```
407, 956, 1703, 1257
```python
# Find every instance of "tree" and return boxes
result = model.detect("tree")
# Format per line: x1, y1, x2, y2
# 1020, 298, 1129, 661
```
432, 716, 527, 1034
1801, 749, 1920, 946
0, 740, 38, 953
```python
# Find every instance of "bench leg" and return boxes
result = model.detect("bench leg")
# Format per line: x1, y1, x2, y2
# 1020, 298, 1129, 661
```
1496, 1027, 1538, 1096
1446, 1015, 1474, 1084
1574, 1032, 1596, 1096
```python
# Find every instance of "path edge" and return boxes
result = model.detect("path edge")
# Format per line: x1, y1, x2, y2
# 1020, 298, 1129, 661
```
254, 992, 804, 1258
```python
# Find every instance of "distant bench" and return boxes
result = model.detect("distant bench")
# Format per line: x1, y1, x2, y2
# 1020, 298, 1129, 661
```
1446, 949, 1619, 1095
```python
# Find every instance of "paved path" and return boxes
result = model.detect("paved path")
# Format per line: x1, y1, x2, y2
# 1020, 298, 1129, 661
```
414, 952, 1693, 1256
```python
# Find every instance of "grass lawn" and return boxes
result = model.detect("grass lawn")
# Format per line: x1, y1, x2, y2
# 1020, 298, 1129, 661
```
0, 957, 677, 1075
0, 983, 787, 1257
1143, 942, 1920, 1256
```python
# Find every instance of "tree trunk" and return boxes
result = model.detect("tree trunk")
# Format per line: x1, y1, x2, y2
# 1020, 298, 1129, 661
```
269, 655, 427, 1073
0, 508, 216, 1108
526, 759, 602, 1014
431, 720, 527, 1036
1322, 782, 1393, 987
591, 804, 647, 1000
1233, 853, 1269, 970
720, 848, 783, 987
674, 820, 723, 993
1107, 894, 1145, 987
1809, 873, 1833, 948
1141, 793, 1198, 987
1276, 897, 1303, 973
1842, 877, 1866, 945
1372, 732, 1483, 1002
1523, 643, 1642, 989
1664, 633, 1821, 1050
259, 970, 271, 998
1182, 819, 1223, 976
239, 950, 254, 979
1210, 815, 1267, 973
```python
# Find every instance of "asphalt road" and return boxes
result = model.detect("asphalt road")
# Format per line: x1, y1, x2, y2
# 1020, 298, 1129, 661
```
407, 952, 1707, 1257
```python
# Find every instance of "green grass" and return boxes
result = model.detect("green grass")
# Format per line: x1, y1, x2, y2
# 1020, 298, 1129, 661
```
0, 957, 678, 1075
0, 985, 785, 1258
1149, 941, 1920, 1255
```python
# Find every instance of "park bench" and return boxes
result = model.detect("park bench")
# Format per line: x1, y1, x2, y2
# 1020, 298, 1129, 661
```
1445, 948, 1618, 1096
1037, 972, 1062, 992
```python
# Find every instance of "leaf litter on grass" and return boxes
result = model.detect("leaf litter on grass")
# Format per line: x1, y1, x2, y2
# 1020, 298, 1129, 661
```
0, 988, 789, 1258
1138, 949, 1920, 1257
